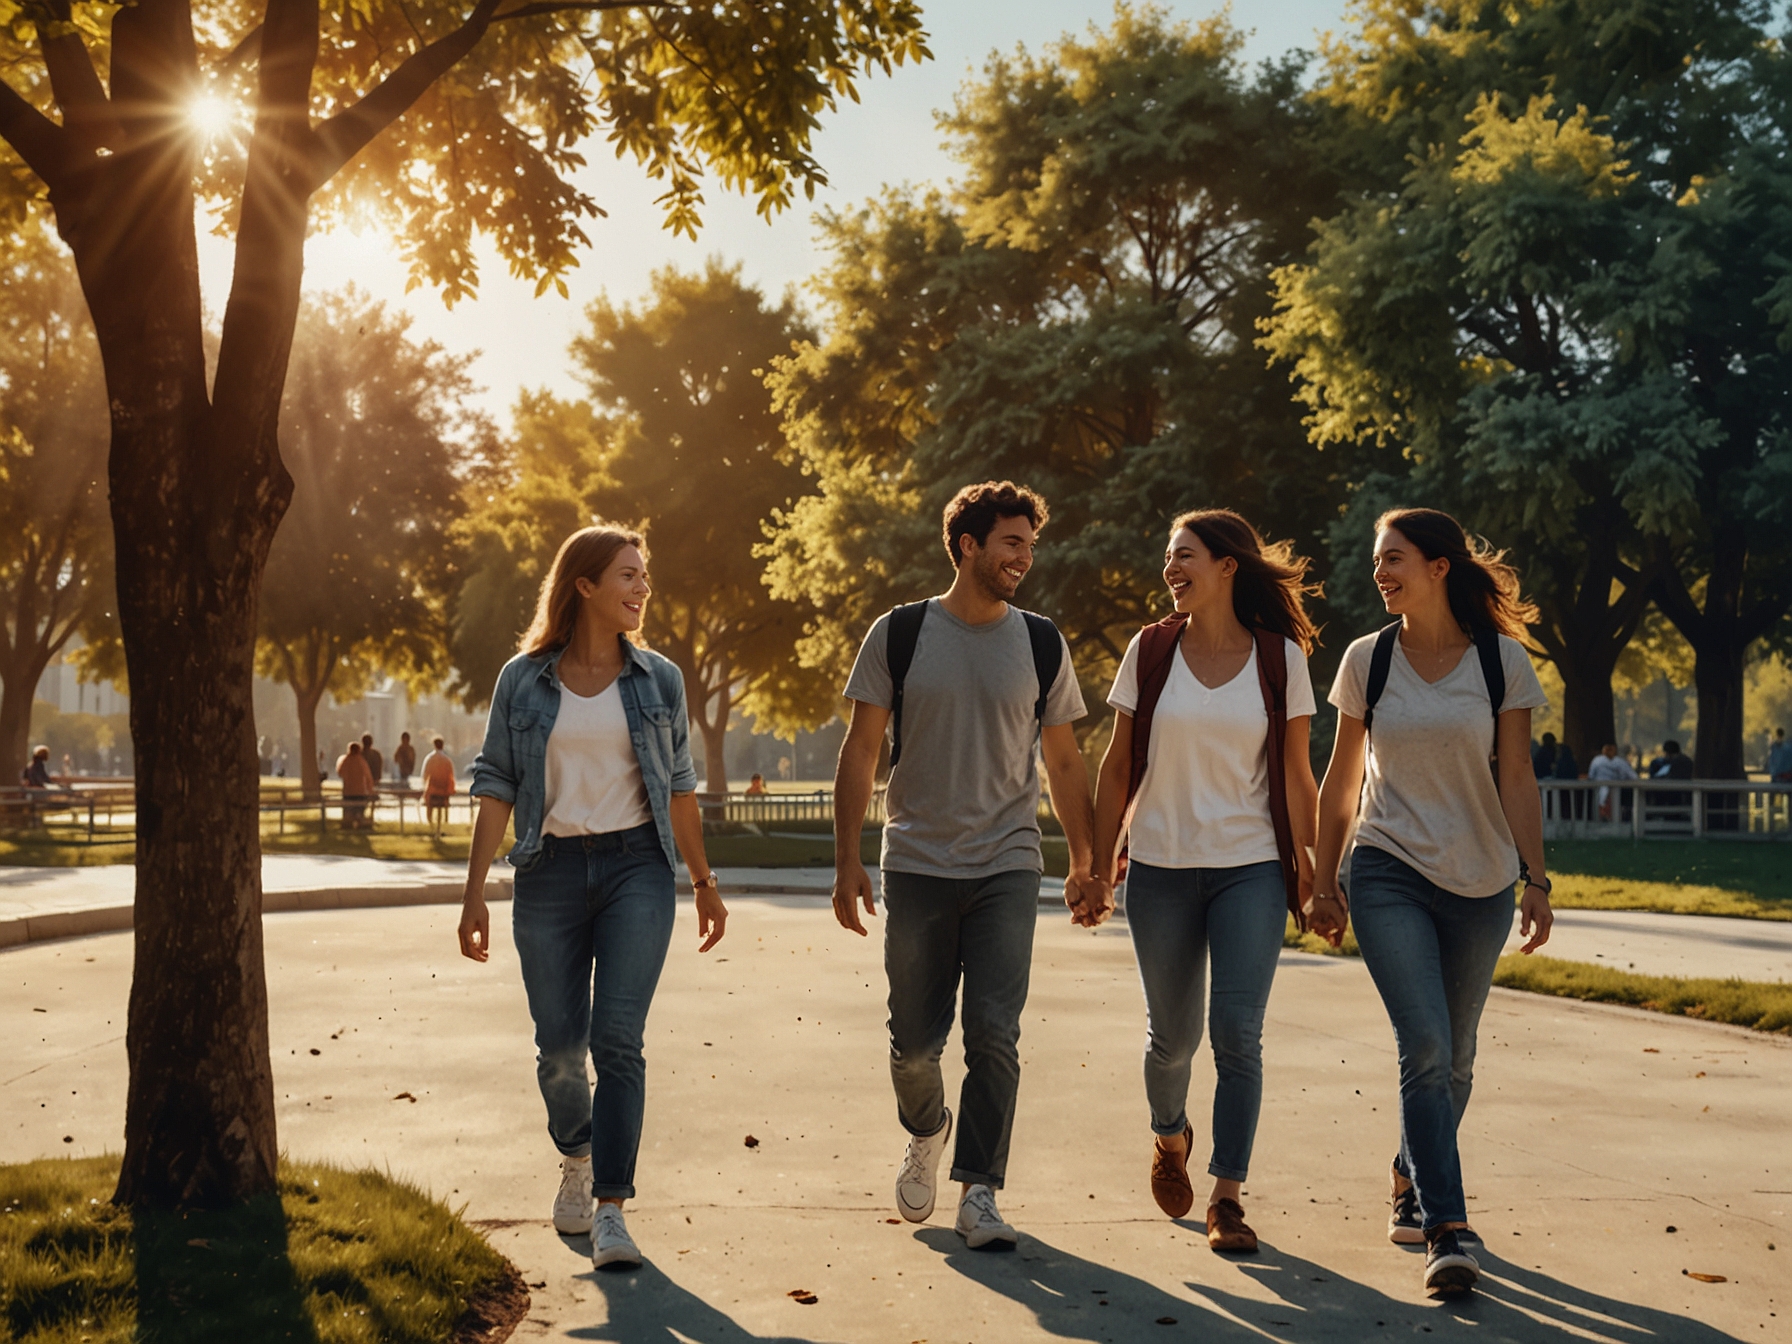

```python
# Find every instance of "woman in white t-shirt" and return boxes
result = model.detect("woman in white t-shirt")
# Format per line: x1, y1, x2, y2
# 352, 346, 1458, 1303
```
459, 524, 727, 1273
1090, 509, 1320, 1255
1311, 508, 1552, 1298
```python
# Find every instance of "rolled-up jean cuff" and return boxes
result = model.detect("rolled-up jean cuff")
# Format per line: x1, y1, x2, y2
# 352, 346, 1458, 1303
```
593, 1183, 636, 1200
1152, 1115, 1190, 1139
901, 1110, 951, 1140
1208, 1160, 1249, 1182
555, 1141, 593, 1160
950, 1166, 1003, 1191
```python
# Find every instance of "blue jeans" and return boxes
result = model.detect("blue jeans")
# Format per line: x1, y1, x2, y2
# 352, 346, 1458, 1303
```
511, 823, 676, 1200
1124, 860, 1287, 1182
1348, 844, 1514, 1232
883, 869, 1040, 1189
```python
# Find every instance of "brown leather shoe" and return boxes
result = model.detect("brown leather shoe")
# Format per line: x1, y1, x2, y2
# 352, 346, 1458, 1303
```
1149, 1125, 1195, 1218
1206, 1198, 1259, 1254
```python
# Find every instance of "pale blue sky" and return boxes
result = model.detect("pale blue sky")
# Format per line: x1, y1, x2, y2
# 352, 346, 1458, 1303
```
200, 1, 1348, 416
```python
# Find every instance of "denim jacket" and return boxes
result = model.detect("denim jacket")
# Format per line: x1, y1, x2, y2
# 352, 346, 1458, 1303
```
470, 640, 697, 871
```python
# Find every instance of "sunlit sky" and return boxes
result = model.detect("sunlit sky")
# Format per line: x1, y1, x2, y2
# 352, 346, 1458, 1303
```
198, 1, 1349, 420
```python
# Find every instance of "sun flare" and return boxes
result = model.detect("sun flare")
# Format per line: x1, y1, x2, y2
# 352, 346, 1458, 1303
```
187, 93, 236, 140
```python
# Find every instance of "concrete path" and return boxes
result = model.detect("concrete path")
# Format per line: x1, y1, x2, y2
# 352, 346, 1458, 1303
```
5, 899, 1786, 1342
1514, 907, 1792, 982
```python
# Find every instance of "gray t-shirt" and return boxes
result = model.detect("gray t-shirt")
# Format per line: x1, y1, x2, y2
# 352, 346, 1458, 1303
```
845, 600, 1086, 879
1329, 630, 1548, 897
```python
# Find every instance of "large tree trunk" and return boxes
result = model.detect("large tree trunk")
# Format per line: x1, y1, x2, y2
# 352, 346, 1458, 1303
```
699, 710, 729, 795
293, 682, 326, 804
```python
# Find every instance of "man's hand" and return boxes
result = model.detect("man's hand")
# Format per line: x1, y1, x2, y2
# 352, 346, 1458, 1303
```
1517, 882, 1553, 954
1308, 892, 1347, 949
457, 894, 490, 963
833, 859, 878, 936
696, 885, 728, 952
1066, 871, 1115, 928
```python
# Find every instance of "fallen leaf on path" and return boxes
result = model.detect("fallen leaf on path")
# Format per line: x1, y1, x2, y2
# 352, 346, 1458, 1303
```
528, 1281, 546, 1289
884, 1218, 900, 1224
392, 1091, 417, 1103
187, 1239, 210, 1249
787, 1289, 818, 1304
743, 1135, 759, 1148
1644, 1047, 1659, 1053
308, 1048, 320, 1056
1684, 1271, 1727, 1283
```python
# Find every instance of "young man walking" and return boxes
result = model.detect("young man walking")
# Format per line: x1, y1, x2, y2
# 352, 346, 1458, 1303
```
832, 480, 1102, 1249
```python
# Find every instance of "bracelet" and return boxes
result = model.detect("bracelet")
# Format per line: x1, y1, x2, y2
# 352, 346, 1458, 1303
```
1525, 876, 1552, 896
690, 872, 719, 892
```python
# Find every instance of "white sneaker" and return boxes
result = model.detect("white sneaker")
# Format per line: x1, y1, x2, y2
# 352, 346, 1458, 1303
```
955, 1184, 1018, 1249
895, 1108, 952, 1222
592, 1203, 642, 1268
552, 1154, 593, 1234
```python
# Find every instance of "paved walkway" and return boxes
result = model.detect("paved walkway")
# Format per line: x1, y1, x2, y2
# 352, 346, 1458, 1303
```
5, 859, 1786, 981
5, 901, 1784, 1342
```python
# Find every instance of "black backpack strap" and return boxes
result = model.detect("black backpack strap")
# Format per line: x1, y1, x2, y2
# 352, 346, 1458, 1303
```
1361, 621, 1402, 732
1473, 627, 1506, 718
885, 601, 929, 767
1021, 612, 1063, 728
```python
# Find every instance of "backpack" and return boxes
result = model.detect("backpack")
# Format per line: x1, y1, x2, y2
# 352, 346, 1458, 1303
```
885, 601, 1064, 767
1361, 621, 1506, 743
1122, 613, 1303, 929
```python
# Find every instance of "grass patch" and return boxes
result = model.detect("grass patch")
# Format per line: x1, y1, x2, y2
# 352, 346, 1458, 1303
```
1492, 955, 1792, 1034
1546, 871, 1792, 921
1547, 840, 1792, 904
0, 1155, 519, 1344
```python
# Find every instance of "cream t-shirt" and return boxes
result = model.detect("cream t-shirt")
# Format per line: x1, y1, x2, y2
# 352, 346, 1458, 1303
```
1328, 630, 1547, 897
541, 680, 654, 837
1109, 635, 1316, 869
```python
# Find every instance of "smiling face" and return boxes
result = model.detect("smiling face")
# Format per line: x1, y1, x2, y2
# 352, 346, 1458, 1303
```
574, 543, 651, 633
962, 514, 1037, 602
1162, 526, 1235, 613
1371, 526, 1449, 618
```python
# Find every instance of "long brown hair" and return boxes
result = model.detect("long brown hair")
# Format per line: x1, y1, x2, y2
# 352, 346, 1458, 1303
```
520, 523, 648, 657
1375, 508, 1536, 639
1170, 509, 1322, 654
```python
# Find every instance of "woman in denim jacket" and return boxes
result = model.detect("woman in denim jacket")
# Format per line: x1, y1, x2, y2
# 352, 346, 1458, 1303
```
458, 523, 727, 1271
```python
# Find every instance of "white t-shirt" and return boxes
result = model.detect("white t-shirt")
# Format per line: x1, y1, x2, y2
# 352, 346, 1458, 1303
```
541, 680, 654, 837
1328, 631, 1548, 897
1108, 634, 1316, 869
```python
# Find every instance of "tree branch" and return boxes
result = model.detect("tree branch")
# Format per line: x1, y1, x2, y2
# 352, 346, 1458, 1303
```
494, 0, 682, 21
306, 0, 506, 188
0, 77, 69, 184
41, 30, 123, 153
218, 23, 264, 76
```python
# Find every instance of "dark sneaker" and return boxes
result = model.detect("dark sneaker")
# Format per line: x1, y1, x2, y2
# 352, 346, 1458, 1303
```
1424, 1230, 1480, 1295
1388, 1181, 1424, 1244
1150, 1124, 1195, 1219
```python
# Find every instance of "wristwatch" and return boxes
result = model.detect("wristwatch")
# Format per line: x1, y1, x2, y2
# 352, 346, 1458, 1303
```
690, 872, 719, 892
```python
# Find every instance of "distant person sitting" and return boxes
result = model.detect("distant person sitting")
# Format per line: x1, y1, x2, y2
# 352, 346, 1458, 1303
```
336, 741, 375, 830
361, 733, 383, 792
21, 745, 57, 790
1531, 732, 1558, 779
1587, 743, 1638, 820
421, 737, 456, 838
393, 731, 417, 786
1652, 739, 1693, 816
744, 772, 767, 796
1771, 727, 1792, 783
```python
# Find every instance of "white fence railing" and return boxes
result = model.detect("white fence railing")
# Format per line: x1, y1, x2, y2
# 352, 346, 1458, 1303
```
1538, 778, 1792, 841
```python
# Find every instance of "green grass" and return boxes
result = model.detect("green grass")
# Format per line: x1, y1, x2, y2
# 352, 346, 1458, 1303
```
1492, 954, 1792, 1034
0, 1155, 516, 1344
1547, 839, 1792, 905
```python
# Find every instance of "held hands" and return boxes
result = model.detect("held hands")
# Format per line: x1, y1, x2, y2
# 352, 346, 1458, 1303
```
1066, 869, 1114, 928
457, 892, 490, 963
833, 859, 877, 936
1307, 890, 1348, 949
1517, 880, 1553, 954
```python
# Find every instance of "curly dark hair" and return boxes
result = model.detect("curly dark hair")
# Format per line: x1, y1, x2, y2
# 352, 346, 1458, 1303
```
941, 480, 1049, 568
1170, 509, 1322, 653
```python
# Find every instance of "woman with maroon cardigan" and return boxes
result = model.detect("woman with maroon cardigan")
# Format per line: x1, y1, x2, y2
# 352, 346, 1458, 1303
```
1087, 509, 1320, 1253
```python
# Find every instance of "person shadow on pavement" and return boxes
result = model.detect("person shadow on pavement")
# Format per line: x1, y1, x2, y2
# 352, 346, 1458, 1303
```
918, 1228, 1751, 1343
565, 1257, 839, 1344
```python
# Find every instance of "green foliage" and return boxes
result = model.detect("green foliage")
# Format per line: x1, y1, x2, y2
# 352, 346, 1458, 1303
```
254, 288, 483, 795
0, 218, 113, 770
0, 1154, 513, 1343
1, 1, 930, 302
764, 6, 1344, 713
1261, 0, 1792, 766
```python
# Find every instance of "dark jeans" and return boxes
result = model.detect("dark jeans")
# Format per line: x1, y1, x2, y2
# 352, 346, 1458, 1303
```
1124, 859, 1286, 1181
883, 868, 1040, 1189
512, 823, 675, 1200
1348, 844, 1513, 1232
